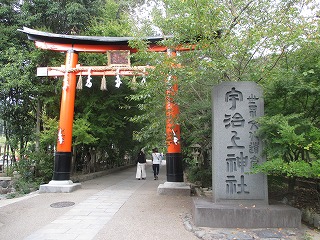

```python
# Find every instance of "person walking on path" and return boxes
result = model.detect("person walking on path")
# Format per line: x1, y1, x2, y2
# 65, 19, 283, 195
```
152, 148, 162, 180
136, 148, 147, 180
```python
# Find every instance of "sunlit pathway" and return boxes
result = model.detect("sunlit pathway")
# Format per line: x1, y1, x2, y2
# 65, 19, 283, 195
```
3, 163, 315, 240
24, 178, 145, 240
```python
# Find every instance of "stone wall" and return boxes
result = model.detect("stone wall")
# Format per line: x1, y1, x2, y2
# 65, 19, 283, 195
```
0, 177, 14, 195
302, 208, 320, 229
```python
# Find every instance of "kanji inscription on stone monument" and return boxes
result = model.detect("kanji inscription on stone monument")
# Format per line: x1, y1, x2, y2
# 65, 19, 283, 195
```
212, 81, 268, 202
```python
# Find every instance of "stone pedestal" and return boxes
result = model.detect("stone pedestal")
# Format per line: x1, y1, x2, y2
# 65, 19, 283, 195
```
193, 197, 301, 228
39, 180, 81, 193
157, 182, 190, 196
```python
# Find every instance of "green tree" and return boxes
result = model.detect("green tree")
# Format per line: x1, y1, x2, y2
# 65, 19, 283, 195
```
0, 0, 103, 156
69, 0, 148, 170
130, 0, 319, 161
0, 0, 140, 177
252, 42, 320, 190
86, 0, 133, 36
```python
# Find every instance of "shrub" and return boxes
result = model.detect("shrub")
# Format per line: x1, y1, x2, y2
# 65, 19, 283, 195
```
8, 150, 54, 196
186, 166, 212, 188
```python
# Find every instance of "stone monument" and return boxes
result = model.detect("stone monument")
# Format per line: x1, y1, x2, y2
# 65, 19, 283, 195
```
213, 81, 267, 203
192, 81, 301, 228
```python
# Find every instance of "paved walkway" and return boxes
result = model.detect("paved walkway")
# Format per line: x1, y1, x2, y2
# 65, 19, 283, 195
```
0, 162, 319, 240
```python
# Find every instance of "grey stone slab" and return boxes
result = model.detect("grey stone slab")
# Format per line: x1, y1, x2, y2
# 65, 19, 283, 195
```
157, 181, 191, 196
226, 232, 254, 240
192, 197, 301, 228
39, 180, 81, 193
253, 229, 283, 238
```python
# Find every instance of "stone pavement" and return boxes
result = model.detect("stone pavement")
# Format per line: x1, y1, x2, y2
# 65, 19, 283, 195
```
0, 162, 319, 240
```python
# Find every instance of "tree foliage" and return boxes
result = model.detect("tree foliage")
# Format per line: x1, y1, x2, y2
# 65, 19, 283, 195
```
130, 0, 319, 168
252, 42, 320, 181
0, 0, 146, 179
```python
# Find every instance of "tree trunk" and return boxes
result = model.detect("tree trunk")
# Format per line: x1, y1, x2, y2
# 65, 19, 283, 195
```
287, 176, 296, 192
72, 145, 76, 174
35, 99, 42, 152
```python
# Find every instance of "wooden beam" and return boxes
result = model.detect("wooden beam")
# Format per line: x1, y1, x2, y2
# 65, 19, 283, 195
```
37, 65, 151, 77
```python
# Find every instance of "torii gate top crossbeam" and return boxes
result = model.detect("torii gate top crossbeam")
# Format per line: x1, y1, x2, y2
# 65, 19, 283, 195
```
18, 27, 173, 53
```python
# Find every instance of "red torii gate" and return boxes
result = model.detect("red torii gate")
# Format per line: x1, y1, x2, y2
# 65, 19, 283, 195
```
20, 27, 188, 188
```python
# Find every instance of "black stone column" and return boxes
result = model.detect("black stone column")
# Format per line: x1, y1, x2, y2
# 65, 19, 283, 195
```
53, 152, 72, 180
166, 152, 183, 182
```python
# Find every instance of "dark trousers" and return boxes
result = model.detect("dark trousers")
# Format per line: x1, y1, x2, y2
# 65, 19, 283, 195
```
153, 164, 160, 177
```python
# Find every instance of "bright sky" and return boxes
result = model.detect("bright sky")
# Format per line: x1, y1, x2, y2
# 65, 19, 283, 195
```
131, 0, 165, 35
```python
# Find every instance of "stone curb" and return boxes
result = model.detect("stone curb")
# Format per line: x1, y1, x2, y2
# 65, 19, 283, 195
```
70, 164, 135, 182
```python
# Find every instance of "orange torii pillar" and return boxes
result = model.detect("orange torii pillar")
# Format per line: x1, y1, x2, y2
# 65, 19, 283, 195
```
164, 50, 184, 182
39, 49, 81, 192
158, 50, 190, 195
165, 78, 183, 182
53, 49, 78, 181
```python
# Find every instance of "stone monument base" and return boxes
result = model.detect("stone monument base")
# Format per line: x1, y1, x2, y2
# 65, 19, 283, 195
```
192, 197, 301, 228
157, 182, 191, 196
39, 180, 81, 193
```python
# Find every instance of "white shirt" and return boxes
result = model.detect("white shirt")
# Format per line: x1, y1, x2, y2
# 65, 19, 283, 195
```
152, 153, 162, 164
